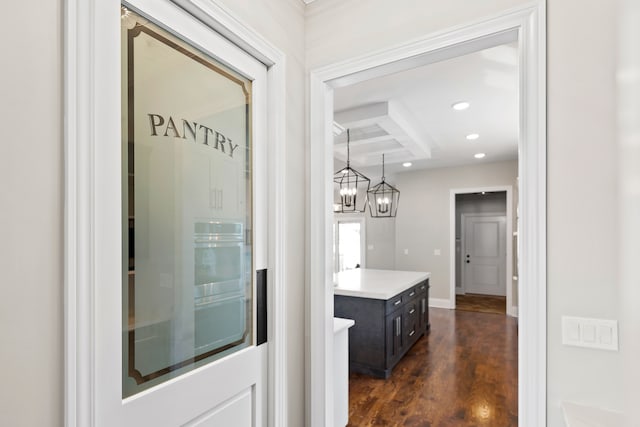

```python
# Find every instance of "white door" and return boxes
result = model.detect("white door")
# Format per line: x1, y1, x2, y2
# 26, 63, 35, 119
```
99, 2, 268, 425
462, 214, 507, 296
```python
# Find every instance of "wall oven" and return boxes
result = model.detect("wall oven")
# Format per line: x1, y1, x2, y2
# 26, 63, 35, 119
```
193, 221, 247, 354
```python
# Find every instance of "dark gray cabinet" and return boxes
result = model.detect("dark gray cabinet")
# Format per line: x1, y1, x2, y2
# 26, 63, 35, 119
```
334, 279, 429, 378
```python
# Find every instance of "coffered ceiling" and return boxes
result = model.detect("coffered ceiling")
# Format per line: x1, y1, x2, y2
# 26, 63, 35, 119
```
333, 42, 519, 176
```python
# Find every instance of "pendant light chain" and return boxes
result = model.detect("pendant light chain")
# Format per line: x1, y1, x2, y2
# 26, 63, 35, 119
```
382, 153, 385, 181
346, 129, 351, 168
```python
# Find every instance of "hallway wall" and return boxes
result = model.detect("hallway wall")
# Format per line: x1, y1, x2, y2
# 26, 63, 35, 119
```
0, 2, 64, 426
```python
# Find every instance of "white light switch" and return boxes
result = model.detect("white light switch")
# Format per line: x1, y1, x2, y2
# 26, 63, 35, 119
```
563, 318, 580, 343
434, 249, 441, 256
598, 325, 612, 345
367, 244, 374, 250
562, 316, 618, 351
403, 249, 409, 255
582, 324, 596, 343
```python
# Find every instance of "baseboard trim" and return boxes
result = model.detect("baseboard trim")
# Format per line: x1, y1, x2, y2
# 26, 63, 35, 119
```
429, 298, 454, 309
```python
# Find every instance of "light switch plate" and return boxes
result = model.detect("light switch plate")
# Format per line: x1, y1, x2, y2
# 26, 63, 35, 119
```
561, 316, 618, 351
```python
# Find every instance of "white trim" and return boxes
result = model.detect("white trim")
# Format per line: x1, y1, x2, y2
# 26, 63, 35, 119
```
450, 186, 514, 317
65, 1, 288, 425
307, 72, 335, 427
429, 298, 455, 310
308, 3, 546, 426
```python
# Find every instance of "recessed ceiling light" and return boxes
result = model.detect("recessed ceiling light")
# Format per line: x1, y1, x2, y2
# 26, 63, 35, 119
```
474, 153, 486, 159
452, 101, 470, 111
402, 162, 412, 168
466, 133, 480, 140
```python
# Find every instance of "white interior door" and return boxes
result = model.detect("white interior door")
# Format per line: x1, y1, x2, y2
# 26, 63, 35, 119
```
462, 214, 507, 296
98, 2, 268, 425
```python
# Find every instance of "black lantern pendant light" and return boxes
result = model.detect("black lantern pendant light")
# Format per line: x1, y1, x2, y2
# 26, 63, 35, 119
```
367, 154, 400, 218
333, 129, 371, 213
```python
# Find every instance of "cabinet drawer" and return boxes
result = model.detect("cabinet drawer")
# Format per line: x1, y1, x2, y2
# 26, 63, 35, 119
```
416, 280, 428, 295
385, 295, 404, 314
404, 300, 418, 319
404, 301, 419, 341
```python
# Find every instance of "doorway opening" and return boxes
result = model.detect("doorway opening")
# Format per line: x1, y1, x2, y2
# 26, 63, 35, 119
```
333, 216, 366, 273
452, 188, 516, 316
308, 4, 545, 426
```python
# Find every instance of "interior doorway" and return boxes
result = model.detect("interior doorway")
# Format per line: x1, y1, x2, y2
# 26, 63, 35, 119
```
308, 4, 546, 426
450, 187, 515, 316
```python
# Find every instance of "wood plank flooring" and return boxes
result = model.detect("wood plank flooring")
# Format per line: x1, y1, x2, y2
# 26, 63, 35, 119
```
346, 308, 518, 426
456, 294, 506, 315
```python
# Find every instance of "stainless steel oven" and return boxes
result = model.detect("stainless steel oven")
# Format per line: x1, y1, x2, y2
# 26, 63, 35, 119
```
193, 221, 247, 353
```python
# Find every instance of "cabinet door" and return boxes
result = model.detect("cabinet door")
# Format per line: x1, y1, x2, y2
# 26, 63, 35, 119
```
385, 311, 403, 368
210, 155, 244, 219
418, 296, 428, 332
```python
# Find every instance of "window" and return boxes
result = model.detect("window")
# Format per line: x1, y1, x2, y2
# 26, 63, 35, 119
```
333, 216, 366, 273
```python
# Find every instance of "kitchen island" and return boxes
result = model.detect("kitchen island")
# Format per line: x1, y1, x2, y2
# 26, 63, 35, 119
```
334, 268, 430, 379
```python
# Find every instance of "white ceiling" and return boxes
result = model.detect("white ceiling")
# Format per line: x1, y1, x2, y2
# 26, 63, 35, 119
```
333, 42, 519, 177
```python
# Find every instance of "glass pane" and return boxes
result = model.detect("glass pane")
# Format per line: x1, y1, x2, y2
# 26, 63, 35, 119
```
337, 222, 361, 271
121, 7, 253, 398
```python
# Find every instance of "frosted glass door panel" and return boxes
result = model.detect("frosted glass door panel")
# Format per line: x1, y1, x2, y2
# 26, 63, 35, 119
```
122, 9, 253, 398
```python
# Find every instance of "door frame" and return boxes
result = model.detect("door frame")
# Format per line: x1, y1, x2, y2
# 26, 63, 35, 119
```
451, 187, 515, 316
308, 2, 546, 426
64, 1, 288, 425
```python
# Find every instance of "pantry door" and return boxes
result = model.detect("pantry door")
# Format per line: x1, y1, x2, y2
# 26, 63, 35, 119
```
106, 1, 267, 425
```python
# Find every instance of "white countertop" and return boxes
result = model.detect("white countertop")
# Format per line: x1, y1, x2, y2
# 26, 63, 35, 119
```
333, 268, 430, 300
333, 317, 355, 333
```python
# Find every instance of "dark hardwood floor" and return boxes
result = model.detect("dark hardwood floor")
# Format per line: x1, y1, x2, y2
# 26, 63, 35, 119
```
347, 308, 518, 426
456, 294, 506, 315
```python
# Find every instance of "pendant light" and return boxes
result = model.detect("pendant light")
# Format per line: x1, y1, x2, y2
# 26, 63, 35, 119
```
333, 129, 370, 213
367, 154, 400, 218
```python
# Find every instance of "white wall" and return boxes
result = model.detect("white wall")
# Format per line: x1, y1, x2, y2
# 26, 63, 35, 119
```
618, 0, 640, 421
365, 216, 396, 269
305, 0, 530, 71
393, 161, 517, 301
547, 0, 624, 422
307, 1, 625, 424
0, 1, 64, 426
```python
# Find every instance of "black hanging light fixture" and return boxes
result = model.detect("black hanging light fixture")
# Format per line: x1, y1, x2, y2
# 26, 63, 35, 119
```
367, 153, 400, 218
333, 129, 370, 213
